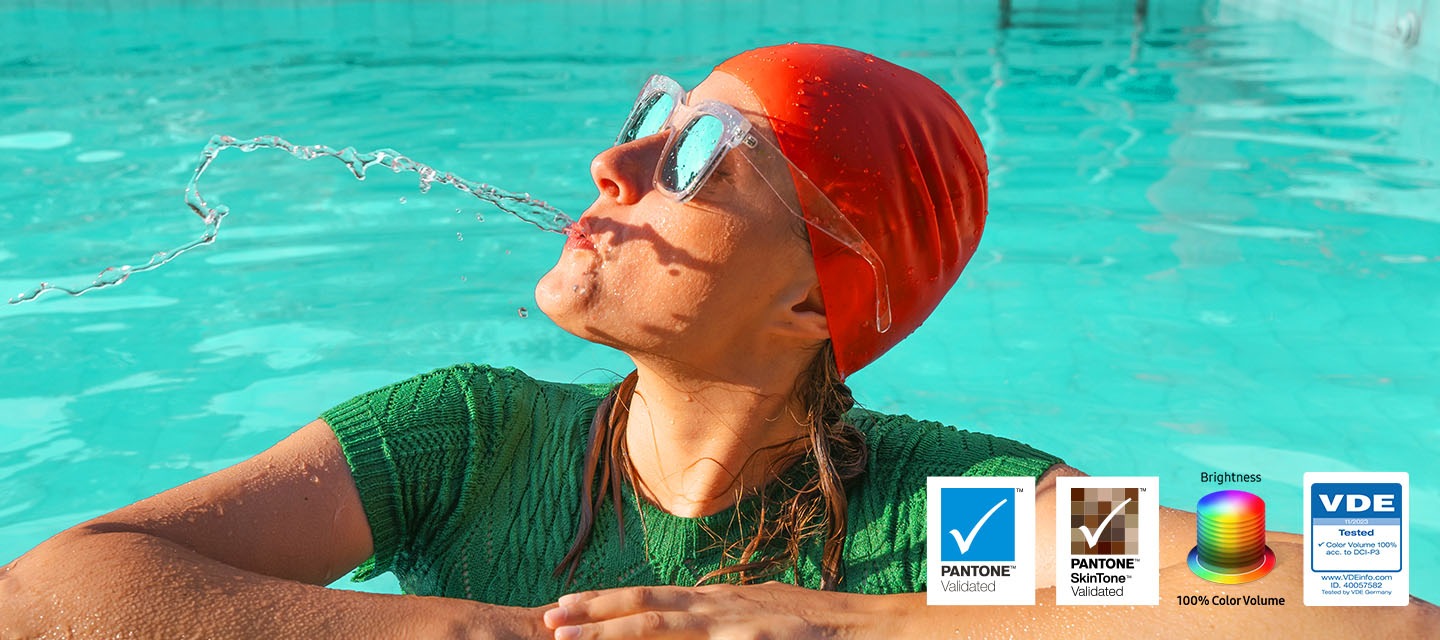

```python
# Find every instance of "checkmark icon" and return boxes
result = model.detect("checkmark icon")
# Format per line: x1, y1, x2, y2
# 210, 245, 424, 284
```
1078, 498, 1132, 549
948, 498, 1008, 555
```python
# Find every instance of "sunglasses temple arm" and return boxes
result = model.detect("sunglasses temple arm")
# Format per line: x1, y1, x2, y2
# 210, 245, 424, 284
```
744, 156, 894, 334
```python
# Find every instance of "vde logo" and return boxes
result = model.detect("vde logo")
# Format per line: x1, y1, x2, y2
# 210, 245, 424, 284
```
926, 477, 1035, 605
1303, 473, 1409, 606
1315, 488, 1398, 517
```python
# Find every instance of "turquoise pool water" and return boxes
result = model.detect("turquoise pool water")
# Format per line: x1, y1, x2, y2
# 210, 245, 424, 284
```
1, 0, 1436, 601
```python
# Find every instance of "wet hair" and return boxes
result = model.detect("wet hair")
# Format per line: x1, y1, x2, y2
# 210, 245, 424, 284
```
554, 340, 868, 590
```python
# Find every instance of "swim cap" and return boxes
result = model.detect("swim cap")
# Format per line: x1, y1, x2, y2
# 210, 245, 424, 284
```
715, 44, 988, 378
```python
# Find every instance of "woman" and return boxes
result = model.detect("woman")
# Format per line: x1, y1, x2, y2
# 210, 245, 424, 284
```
1, 44, 1433, 639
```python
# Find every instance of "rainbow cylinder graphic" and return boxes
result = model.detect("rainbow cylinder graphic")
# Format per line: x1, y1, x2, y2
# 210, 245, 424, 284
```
1186, 490, 1276, 584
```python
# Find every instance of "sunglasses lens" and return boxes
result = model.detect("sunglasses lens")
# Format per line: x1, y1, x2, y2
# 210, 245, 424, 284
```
660, 114, 724, 196
620, 92, 675, 144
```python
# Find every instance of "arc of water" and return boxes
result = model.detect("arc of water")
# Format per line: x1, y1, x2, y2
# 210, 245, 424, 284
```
7, 134, 574, 305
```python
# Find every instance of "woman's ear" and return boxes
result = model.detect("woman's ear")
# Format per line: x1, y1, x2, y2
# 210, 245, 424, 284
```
772, 280, 830, 340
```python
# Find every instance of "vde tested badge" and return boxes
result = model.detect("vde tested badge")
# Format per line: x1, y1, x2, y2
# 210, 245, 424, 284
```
926, 477, 1036, 605
1304, 472, 1409, 606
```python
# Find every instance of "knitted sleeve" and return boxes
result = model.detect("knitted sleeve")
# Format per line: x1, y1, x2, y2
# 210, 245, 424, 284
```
319, 363, 508, 581
843, 409, 1062, 594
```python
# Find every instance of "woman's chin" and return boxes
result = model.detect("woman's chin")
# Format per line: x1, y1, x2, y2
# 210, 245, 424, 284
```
535, 267, 597, 331
536, 270, 644, 353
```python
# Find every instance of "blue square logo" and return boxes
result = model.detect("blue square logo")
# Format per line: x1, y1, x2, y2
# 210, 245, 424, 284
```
939, 487, 1016, 562
1311, 483, 1402, 519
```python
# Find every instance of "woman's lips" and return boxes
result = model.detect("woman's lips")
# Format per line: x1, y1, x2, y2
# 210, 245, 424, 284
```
563, 222, 597, 252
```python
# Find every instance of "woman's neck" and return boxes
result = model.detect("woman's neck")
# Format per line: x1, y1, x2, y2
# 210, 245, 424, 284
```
621, 359, 811, 518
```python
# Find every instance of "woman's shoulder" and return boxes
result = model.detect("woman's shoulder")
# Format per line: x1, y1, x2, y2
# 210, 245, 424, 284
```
844, 406, 1061, 481
414, 362, 591, 388
320, 363, 613, 444
387, 362, 615, 402
837, 408, 1062, 594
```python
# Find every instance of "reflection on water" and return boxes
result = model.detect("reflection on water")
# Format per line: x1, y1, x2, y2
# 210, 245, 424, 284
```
192, 323, 360, 370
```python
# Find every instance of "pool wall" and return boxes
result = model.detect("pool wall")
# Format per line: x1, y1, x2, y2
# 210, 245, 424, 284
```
1222, 0, 1438, 83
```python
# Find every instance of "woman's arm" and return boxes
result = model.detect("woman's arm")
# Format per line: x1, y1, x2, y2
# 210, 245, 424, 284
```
875, 542, 1439, 638
0, 419, 547, 639
543, 565, 1438, 639
544, 464, 1438, 638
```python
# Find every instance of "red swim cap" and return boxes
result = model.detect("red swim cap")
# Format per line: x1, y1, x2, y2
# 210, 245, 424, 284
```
715, 44, 988, 378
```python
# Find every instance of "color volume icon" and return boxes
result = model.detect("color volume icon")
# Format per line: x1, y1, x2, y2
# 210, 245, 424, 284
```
1187, 490, 1276, 584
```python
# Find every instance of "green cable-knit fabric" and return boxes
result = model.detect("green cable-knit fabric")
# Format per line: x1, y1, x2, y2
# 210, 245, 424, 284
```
320, 364, 1061, 604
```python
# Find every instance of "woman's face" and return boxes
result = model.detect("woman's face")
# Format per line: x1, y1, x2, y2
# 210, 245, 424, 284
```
535, 71, 827, 373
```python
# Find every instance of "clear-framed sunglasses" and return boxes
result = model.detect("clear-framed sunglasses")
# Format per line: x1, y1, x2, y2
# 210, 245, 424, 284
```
615, 74, 893, 333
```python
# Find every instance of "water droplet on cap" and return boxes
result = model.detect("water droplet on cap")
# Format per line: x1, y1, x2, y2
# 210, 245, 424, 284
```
518, 307, 529, 318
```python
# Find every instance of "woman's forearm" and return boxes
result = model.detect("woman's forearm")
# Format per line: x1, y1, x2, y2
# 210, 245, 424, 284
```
878, 543, 1438, 639
882, 591, 1437, 639
0, 530, 546, 639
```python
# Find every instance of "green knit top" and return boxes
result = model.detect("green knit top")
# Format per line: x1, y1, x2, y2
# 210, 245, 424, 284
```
321, 364, 1060, 605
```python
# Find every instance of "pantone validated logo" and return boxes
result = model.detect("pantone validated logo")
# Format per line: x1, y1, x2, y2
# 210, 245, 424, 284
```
939, 487, 1016, 562
927, 477, 1035, 605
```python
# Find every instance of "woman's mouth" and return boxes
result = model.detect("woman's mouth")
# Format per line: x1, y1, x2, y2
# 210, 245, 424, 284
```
563, 222, 597, 252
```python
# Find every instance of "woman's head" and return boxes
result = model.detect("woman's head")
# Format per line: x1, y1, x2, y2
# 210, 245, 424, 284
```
549, 44, 987, 589
716, 44, 989, 378
537, 43, 987, 380
536, 69, 830, 384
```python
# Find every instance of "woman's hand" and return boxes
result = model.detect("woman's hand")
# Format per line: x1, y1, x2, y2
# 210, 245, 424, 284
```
542, 581, 878, 640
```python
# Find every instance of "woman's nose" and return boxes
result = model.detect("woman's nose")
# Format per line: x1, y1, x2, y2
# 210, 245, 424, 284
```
590, 133, 666, 205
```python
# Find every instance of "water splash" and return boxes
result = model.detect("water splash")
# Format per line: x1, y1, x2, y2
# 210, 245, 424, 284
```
7, 134, 574, 305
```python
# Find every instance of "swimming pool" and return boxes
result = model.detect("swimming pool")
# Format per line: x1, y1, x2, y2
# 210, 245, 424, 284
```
1, 0, 1436, 602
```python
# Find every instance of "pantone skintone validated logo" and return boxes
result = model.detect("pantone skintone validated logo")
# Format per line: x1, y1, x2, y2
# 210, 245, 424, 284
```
927, 477, 1035, 605
1070, 486, 1139, 556
1055, 476, 1159, 605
